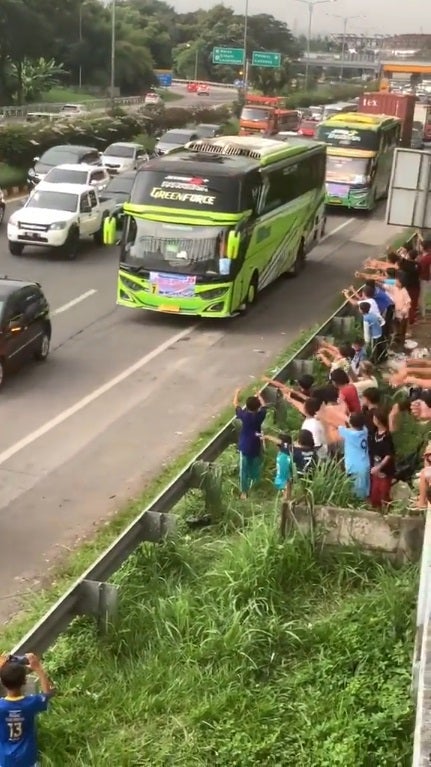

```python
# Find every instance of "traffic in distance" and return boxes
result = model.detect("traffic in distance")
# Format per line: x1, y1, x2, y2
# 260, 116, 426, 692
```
1, 83, 430, 386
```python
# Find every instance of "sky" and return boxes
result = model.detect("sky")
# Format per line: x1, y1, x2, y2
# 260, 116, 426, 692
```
173, 0, 431, 37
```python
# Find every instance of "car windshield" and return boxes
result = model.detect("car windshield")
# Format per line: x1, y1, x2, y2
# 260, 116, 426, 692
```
131, 169, 240, 212
104, 145, 135, 158
45, 168, 88, 184
40, 148, 84, 166
240, 107, 271, 121
122, 218, 229, 276
26, 190, 78, 212
160, 132, 191, 144
326, 156, 371, 182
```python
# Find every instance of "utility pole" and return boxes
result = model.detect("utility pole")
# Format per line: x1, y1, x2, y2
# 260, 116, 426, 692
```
293, 0, 337, 88
110, 0, 116, 110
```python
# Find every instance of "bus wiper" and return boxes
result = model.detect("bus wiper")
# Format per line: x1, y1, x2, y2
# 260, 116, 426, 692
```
121, 262, 146, 275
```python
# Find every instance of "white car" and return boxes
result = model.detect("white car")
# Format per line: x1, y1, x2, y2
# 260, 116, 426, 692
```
7, 182, 117, 260
41, 163, 110, 193
59, 103, 88, 117
102, 142, 149, 174
144, 91, 162, 106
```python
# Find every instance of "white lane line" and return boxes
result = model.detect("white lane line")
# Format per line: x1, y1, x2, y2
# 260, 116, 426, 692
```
0, 324, 195, 466
52, 290, 97, 316
321, 218, 355, 244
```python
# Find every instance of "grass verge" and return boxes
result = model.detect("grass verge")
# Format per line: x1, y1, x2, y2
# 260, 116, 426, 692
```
40, 520, 416, 765
38, 87, 100, 104
0, 163, 27, 188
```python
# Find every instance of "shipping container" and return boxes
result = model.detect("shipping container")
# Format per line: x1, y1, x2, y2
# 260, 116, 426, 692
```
358, 92, 416, 147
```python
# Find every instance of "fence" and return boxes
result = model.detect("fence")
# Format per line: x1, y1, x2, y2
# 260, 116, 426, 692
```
10, 300, 356, 657
0, 96, 147, 121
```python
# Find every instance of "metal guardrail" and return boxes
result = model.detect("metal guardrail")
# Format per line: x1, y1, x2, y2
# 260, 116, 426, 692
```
10, 298, 356, 657
0, 96, 146, 120
171, 79, 238, 89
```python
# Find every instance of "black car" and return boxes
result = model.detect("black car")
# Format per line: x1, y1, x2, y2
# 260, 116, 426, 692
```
99, 170, 137, 215
0, 278, 51, 388
0, 187, 5, 226
196, 123, 223, 139
27, 144, 101, 187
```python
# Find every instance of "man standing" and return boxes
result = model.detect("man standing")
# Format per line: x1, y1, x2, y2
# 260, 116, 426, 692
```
418, 237, 431, 319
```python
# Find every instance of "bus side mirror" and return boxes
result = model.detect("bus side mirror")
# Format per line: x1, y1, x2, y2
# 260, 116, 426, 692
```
103, 216, 117, 245
227, 231, 240, 259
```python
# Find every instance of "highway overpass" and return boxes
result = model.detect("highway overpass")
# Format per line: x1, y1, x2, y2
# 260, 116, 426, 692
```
297, 57, 379, 72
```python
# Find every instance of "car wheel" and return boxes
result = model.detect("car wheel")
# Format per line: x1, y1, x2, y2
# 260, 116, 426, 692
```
8, 241, 24, 256
239, 273, 259, 312
0, 205, 4, 226
34, 331, 50, 361
61, 228, 79, 260
0, 358, 5, 390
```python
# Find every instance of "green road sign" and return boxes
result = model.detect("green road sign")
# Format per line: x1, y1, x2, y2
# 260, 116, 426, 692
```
212, 47, 245, 65
252, 51, 281, 68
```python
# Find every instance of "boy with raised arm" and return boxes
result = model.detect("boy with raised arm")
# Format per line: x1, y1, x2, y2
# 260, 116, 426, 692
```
233, 387, 267, 500
0, 652, 55, 767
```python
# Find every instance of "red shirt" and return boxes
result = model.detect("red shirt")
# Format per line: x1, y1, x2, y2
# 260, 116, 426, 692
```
339, 384, 361, 414
419, 251, 431, 281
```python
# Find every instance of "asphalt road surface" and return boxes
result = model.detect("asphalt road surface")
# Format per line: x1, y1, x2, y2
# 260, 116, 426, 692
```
0, 200, 400, 622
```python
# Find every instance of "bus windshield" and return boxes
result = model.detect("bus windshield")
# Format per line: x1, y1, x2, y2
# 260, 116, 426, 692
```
326, 156, 371, 184
131, 170, 241, 212
122, 218, 229, 276
317, 125, 379, 151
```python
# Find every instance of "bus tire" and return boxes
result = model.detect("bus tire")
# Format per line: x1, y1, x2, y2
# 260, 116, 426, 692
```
241, 273, 259, 312
320, 217, 326, 238
288, 240, 305, 278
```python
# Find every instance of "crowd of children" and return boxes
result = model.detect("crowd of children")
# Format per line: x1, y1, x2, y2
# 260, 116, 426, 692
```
233, 235, 431, 515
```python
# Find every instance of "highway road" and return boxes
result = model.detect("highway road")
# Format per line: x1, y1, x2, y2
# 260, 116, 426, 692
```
0, 199, 400, 622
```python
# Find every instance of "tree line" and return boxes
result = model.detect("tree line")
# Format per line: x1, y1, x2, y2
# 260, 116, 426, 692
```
0, 0, 302, 104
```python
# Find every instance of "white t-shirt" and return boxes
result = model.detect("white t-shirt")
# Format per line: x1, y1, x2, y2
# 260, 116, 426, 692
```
358, 298, 383, 321
302, 416, 327, 458
354, 376, 378, 396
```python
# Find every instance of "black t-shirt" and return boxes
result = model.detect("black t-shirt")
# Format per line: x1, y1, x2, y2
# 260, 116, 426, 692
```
370, 430, 395, 477
399, 259, 420, 290
292, 446, 318, 477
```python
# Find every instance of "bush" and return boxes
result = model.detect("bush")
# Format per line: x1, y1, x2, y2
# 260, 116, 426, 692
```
0, 105, 232, 170
285, 83, 365, 109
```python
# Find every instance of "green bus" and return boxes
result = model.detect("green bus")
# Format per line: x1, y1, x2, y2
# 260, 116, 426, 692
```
316, 113, 401, 210
103, 135, 327, 318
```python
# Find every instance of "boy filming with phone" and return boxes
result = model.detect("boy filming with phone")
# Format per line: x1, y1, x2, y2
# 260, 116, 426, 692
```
0, 652, 55, 767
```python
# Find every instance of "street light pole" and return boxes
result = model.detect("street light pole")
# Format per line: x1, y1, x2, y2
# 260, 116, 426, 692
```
194, 49, 199, 81
110, 0, 116, 110
327, 13, 364, 80
242, 0, 249, 98
293, 0, 337, 88
78, 4, 83, 89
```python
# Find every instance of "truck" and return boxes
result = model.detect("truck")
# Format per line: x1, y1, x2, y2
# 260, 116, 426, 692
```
358, 91, 416, 147
7, 182, 117, 260
239, 95, 300, 136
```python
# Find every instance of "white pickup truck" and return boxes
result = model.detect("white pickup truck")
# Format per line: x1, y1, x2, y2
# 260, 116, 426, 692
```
7, 182, 117, 259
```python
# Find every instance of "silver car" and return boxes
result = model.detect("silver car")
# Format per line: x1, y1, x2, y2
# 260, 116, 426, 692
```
102, 142, 149, 174
155, 129, 200, 156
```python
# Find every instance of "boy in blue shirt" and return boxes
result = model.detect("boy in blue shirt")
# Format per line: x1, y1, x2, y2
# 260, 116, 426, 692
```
0, 653, 55, 767
358, 301, 387, 364
233, 388, 267, 499
337, 412, 370, 499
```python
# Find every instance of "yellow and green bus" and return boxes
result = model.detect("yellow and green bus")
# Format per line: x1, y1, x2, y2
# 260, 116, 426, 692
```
316, 113, 401, 210
103, 135, 327, 318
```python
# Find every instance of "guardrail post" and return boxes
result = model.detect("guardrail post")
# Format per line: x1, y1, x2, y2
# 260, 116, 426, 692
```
189, 460, 224, 520
77, 580, 119, 634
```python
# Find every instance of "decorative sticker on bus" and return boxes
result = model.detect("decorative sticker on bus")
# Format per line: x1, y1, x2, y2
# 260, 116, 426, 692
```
131, 170, 241, 212
149, 272, 196, 297
317, 126, 379, 151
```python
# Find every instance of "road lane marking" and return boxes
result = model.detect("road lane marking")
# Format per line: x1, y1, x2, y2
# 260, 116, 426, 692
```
52, 290, 97, 316
0, 324, 195, 467
321, 218, 355, 244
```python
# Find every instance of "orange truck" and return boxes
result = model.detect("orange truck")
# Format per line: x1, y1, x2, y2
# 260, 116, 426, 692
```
239, 95, 300, 135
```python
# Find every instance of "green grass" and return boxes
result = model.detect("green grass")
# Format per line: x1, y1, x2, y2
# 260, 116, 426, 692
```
0, 162, 27, 188
39, 520, 416, 766
157, 88, 181, 102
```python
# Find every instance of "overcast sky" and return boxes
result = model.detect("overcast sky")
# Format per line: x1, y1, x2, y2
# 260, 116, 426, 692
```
175, 0, 431, 38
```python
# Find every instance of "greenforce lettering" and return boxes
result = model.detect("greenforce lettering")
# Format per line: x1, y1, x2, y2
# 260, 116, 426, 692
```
150, 187, 216, 205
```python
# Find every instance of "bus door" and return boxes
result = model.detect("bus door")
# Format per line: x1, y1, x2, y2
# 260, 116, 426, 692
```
230, 173, 262, 309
